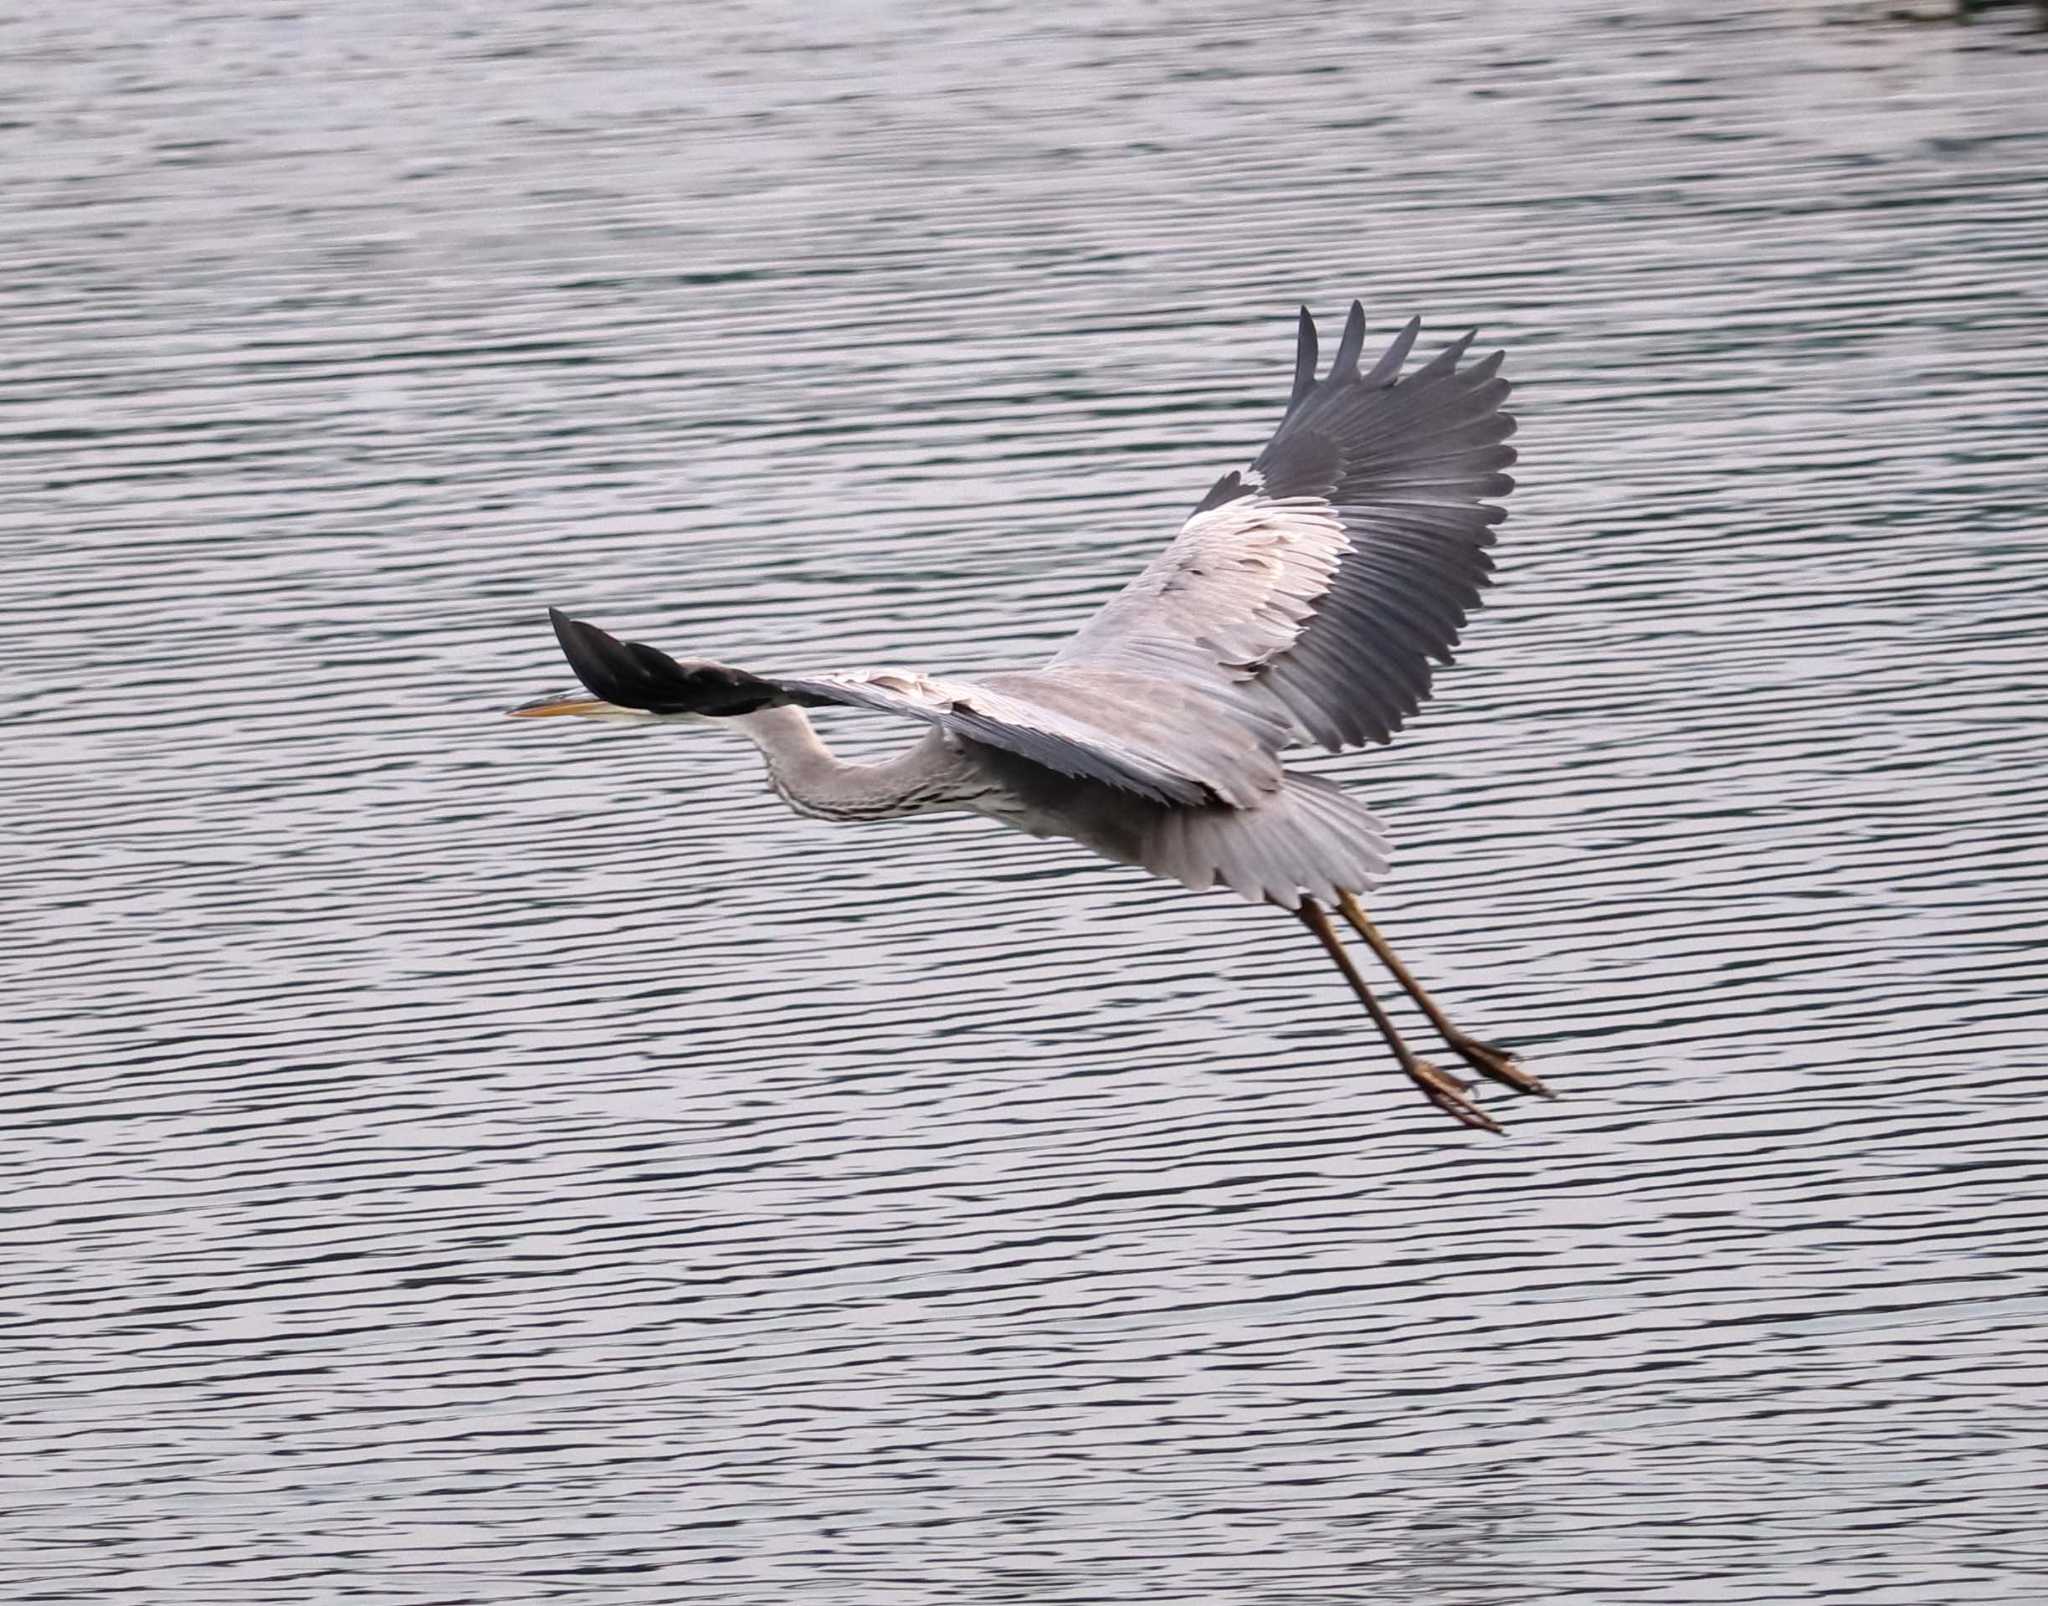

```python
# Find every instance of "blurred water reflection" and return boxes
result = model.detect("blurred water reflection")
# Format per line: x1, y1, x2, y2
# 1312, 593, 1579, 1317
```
6, 2, 2048, 1602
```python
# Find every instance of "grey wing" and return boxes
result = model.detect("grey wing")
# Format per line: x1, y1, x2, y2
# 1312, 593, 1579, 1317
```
1051, 302, 1515, 747
544, 609, 1276, 807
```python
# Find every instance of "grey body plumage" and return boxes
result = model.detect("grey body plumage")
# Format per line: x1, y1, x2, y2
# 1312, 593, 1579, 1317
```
512, 302, 1554, 1133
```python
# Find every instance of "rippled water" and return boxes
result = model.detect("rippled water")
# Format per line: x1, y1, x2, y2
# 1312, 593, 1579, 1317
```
8, 2, 2048, 1601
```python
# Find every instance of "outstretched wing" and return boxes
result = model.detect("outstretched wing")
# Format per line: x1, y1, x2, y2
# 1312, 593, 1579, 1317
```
1051, 302, 1515, 748
545, 608, 1282, 808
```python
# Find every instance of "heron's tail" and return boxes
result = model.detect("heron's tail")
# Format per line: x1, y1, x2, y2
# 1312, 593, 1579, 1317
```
1135, 771, 1390, 910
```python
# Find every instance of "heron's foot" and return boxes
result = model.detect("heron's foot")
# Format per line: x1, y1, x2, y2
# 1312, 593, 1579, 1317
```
1406, 1057, 1504, 1135
1445, 1034, 1553, 1099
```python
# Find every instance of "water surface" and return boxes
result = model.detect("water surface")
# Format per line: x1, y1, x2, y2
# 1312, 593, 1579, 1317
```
6, 3, 2048, 1601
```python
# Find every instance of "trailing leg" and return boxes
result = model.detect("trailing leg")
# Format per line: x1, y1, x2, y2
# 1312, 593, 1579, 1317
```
1294, 896, 1502, 1134
1335, 890, 1552, 1099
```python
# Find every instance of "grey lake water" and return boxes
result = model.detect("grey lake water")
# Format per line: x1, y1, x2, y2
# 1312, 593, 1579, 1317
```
6, 2, 2048, 1601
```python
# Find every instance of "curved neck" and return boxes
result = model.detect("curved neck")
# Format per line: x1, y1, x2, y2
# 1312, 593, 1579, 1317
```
727, 705, 968, 822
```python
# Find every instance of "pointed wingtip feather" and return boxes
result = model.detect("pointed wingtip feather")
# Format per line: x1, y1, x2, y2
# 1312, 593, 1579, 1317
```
1289, 306, 1319, 414
1332, 301, 1367, 377
1362, 315, 1422, 387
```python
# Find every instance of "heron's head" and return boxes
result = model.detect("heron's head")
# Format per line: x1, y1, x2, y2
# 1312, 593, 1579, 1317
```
506, 609, 781, 726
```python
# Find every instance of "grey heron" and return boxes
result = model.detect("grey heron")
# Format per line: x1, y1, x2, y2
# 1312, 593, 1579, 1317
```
511, 302, 1551, 1132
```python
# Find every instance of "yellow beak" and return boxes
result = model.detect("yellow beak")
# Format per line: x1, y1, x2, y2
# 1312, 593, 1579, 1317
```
507, 693, 608, 719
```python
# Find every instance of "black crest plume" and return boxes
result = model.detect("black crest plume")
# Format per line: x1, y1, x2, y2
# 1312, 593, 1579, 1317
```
548, 609, 793, 717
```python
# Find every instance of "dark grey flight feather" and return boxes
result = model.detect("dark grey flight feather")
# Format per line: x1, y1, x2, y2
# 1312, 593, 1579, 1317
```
1287, 307, 1319, 415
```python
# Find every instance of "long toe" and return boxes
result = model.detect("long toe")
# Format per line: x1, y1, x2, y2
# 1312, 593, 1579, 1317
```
1447, 1035, 1554, 1099
1407, 1059, 1504, 1135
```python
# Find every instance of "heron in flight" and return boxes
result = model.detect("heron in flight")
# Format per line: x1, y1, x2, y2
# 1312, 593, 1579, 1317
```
512, 302, 1552, 1132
